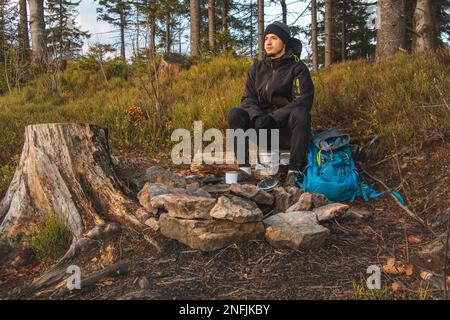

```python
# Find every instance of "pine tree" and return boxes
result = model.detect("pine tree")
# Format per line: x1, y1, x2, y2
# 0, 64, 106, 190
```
46, 0, 90, 60
96, 0, 133, 61
0, 0, 20, 93
138, 0, 160, 54
314, 0, 375, 65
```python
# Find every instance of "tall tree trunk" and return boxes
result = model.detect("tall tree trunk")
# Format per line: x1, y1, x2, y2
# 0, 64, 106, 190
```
250, 0, 254, 57
0, 2, 5, 70
412, 0, 437, 52
376, 0, 406, 61
221, 0, 229, 52
19, 0, 30, 61
59, 2, 64, 59
324, 0, 332, 67
178, 17, 182, 54
280, 0, 287, 24
341, 0, 346, 61
208, 0, 215, 52
311, 0, 318, 71
165, 13, 171, 52
119, 11, 126, 61
136, 3, 140, 54
190, 0, 200, 57
257, 0, 264, 60
28, 0, 47, 67
148, 14, 156, 54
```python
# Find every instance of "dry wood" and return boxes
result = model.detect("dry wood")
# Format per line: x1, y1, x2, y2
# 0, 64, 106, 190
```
52, 262, 129, 298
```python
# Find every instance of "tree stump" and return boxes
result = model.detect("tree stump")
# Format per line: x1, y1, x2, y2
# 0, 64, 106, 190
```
0, 123, 142, 241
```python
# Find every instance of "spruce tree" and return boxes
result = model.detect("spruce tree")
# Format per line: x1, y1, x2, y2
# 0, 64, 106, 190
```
96, 0, 133, 61
46, 0, 90, 59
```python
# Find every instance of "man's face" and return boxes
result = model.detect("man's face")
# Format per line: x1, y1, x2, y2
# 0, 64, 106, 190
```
265, 34, 286, 58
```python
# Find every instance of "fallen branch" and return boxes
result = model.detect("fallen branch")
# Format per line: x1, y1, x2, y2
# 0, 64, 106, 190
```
360, 167, 438, 237
366, 146, 415, 169
23, 223, 122, 295
52, 262, 129, 298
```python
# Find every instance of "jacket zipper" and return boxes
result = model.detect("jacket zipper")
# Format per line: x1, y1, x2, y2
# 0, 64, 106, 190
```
265, 62, 276, 95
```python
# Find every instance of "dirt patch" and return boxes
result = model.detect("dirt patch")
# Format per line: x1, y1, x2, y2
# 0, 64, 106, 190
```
0, 141, 448, 300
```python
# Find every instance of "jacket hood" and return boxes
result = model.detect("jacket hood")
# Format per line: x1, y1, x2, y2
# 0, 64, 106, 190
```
263, 37, 303, 63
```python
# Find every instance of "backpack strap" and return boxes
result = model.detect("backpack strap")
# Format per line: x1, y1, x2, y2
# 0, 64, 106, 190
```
354, 171, 405, 204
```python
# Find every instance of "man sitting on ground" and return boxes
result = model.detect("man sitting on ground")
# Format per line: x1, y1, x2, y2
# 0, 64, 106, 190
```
227, 21, 315, 186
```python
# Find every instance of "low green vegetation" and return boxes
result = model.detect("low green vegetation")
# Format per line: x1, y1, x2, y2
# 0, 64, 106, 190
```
0, 50, 448, 194
27, 212, 72, 263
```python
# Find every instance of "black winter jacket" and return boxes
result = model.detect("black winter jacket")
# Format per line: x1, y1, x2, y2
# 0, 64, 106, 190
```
240, 47, 314, 126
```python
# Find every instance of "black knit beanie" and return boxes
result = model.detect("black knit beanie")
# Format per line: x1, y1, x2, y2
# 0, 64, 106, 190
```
264, 21, 291, 45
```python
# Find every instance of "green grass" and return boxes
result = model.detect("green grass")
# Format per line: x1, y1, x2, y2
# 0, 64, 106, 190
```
352, 276, 389, 300
312, 49, 450, 156
27, 212, 72, 263
0, 50, 448, 194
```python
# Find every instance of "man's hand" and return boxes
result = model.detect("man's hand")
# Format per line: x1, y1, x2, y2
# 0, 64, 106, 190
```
254, 115, 277, 129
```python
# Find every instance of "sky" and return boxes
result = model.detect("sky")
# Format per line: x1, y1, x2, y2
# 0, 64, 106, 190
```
76, 0, 312, 58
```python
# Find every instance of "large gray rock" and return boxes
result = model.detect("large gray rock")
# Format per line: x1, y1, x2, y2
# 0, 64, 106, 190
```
313, 203, 349, 222
272, 187, 291, 214
287, 186, 304, 205
138, 183, 183, 211
263, 211, 329, 250
133, 166, 186, 190
202, 183, 231, 195
159, 214, 265, 251
185, 183, 211, 198
230, 183, 274, 206
210, 196, 263, 223
286, 192, 328, 212
150, 194, 216, 219
138, 182, 210, 211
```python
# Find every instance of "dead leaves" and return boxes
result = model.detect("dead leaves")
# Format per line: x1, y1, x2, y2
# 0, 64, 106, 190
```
405, 264, 414, 276
383, 257, 414, 276
0, 264, 42, 280
383, 257, 405, 275
420, 271, 432, 280
391, 281, 404, 293
407, 235, 422, 244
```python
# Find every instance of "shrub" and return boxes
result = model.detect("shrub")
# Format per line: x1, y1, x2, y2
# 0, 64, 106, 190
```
27, 212, 72, 263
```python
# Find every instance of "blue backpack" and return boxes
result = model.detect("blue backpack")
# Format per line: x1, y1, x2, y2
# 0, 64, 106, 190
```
295, 128, 404, 203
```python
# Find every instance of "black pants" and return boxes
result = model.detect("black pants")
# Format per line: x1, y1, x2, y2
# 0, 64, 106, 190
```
227, 107, 311, 171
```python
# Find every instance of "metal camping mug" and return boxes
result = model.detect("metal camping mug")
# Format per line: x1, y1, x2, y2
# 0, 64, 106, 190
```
258, 152, 279, 175
225, 171, 238, 184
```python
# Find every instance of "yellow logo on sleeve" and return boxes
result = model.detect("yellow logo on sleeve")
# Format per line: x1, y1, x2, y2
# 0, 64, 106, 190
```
295, 78, 301, 97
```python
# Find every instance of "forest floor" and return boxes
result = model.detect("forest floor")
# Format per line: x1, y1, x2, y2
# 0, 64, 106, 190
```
0, 139, 448, 300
